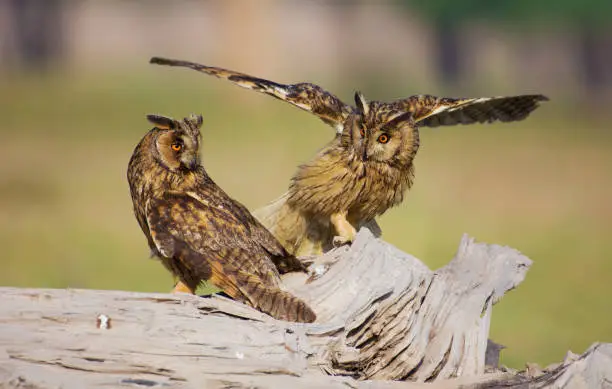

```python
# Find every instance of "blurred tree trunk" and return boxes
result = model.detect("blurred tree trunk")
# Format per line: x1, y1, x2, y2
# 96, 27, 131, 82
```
578, 25, 611, 97
8, 0, 64, 71
214, 0, 281, 105
434, 21, 461, 86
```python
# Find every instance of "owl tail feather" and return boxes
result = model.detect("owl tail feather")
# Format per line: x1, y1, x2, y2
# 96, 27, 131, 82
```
236, 269, 317, 323
207, 261, 316, 323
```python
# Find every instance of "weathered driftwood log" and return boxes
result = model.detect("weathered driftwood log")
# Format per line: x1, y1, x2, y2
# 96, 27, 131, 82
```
1, 229, 610, 388
285, 229, 532, 381
476, 343, 612, 388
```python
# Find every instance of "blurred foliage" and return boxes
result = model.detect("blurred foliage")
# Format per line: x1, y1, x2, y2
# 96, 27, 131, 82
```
398, 0, 612, 26
0, 69, 611, 370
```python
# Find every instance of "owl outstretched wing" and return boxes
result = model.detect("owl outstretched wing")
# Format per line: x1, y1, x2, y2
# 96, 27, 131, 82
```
145, 192, 315, 322
388, 94, 549, 127
150, 57, 351, 132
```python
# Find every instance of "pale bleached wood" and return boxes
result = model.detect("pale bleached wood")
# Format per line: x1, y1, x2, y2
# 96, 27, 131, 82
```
475, 343, 612, 389
286, 229, 532, 381
0, 229, 610, 388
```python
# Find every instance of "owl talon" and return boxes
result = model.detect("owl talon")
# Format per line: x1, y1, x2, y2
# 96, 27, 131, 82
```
296, 255, 317, 267
332, 235, 351, 247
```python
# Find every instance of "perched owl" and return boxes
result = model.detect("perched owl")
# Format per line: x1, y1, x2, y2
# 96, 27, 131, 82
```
150, 57, 548, 256
127, 113, 316, 322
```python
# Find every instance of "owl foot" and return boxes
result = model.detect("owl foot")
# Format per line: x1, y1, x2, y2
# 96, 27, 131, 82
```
330, 212, 357, 247
332, 235, 351, 247
273, 255, 309, 274
306, 255, 340, 283
171, 281, 195, 295
296, 255, 318, 268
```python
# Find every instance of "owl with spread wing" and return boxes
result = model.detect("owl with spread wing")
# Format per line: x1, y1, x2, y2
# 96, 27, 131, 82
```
150, 57, 548, 257
127, 113, 316, 322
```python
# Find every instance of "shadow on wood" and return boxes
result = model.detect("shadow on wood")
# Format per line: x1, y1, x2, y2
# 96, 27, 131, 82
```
0, 229, 610, 388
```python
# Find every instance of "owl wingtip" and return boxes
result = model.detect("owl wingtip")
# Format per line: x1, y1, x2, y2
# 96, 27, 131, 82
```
527, 94, 549, 102
150, 56, 174, 66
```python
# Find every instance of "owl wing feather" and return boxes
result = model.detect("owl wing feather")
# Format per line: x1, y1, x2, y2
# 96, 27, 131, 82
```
185, 185, 305, 273
219, 198, 286, 257
145, 193, 315, 322
227, 200, 307, 273
389, 94, 549, 127
145, 192, 280, 287
150, 57, 352, 131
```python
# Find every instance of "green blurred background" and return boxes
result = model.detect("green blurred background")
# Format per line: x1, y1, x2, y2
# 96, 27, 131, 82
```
1, 0, 611, 369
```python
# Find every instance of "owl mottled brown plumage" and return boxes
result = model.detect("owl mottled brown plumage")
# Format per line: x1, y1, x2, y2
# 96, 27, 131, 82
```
127, 113, 316, 322
150, 57, 549, 256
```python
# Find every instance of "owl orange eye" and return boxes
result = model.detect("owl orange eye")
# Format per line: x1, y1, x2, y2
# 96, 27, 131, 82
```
171, 143, 182, 151
359, 126, 366, 137
377, 134, 389, 144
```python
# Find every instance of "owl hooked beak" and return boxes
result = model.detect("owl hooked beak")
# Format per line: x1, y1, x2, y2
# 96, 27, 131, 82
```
181, 152, 200, 171
187, 157, 199, 170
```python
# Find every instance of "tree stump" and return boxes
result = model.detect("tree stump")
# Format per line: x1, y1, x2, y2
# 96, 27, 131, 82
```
1, 228, 610, 388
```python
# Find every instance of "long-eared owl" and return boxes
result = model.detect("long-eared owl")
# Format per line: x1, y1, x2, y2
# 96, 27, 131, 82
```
127, 113, 316, 322
149, 57, 548, 257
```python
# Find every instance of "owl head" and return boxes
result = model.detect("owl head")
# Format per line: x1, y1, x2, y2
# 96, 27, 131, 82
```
340, 92, 419, 167
145, 113, 203, 172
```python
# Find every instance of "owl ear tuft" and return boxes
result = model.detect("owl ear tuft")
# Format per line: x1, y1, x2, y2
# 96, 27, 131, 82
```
354, 91, 369, 116
147, 114, 177, 130
186, 114, 204, 129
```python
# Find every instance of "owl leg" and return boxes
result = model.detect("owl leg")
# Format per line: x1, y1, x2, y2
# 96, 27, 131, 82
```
172, 280, 195, 294
161, 255, 199, 295
330, 212, 357, 247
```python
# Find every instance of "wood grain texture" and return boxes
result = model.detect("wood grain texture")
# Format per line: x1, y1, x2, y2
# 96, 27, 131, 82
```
1, 229, 610, 388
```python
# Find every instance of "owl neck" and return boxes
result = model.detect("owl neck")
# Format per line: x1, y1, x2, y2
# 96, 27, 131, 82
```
153, 165, 208, 196
130, 150, 209, 201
